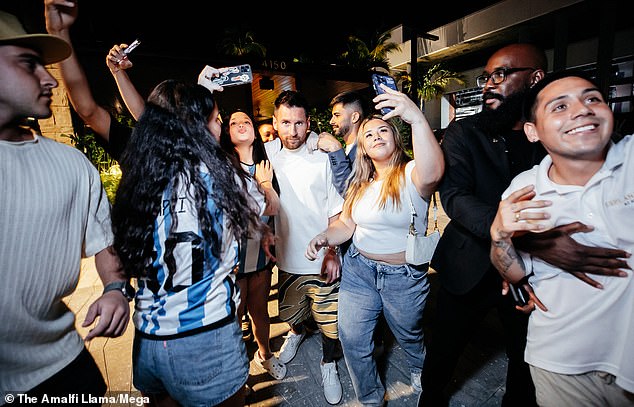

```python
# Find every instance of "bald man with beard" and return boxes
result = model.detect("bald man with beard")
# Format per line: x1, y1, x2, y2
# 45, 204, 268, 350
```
420, 43, 548, 407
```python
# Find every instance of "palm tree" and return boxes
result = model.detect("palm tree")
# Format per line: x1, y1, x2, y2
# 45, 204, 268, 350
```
218, 28, 266, 58
394, 63, 466, 111
339, 29, 401, 71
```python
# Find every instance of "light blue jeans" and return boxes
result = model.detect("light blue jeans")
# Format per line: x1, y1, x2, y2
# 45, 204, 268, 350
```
132, 319, 248, 406
338, 244, 430, 406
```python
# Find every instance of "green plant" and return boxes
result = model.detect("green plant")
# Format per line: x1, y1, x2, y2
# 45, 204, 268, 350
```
218, 29, 266, 58
64, 130, 116, 173
101, 165, 122, 204
339, 30, 401, 71
394, 63, 466, 111
65, 114, 132, 203
309, 107, 333, 135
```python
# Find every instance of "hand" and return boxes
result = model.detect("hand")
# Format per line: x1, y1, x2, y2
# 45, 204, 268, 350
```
514, 221, 631, 288
490, 185, 552, 242
523, 283, 547, 313
197, 65, 225, 93
372, 85, 423, 124
82, 291, 130, 341
321, 248, 341, 284
255, 160, 273, 187
306, 233, 329, 261
316, 132, 342, 152
305, 131, 319, 152
260, 229, 277, 262
45, 0, 78, 35
106, 44, 134, 73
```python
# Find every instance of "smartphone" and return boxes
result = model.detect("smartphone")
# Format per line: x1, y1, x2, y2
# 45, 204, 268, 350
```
509, 283, 529, 307
371, 73, 398, 114
123, 39, 141, 56
211, 64, 253, 87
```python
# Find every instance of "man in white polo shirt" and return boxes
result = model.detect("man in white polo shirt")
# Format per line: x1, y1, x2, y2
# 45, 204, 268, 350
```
490, 70, 633, 406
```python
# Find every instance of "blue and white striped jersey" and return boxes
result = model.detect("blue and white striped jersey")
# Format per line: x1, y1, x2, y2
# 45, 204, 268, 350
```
133, 169, 240, 337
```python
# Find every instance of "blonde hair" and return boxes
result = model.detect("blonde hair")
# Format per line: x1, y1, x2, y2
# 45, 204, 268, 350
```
343, 115, 410, 217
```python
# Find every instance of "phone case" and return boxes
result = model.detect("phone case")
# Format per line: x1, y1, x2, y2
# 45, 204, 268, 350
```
371, 73, 398, 114
211, 64, 253, 87
123, 39, 141, 55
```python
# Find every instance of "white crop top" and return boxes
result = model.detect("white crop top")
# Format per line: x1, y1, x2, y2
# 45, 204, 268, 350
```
352, 161, 429, 254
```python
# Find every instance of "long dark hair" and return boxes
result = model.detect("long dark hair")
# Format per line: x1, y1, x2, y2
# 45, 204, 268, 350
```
219, 110, 280, 195
112, 80, 264, 278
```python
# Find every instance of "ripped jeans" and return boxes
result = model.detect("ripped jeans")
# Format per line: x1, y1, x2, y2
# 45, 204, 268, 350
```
338, 243, 430, 406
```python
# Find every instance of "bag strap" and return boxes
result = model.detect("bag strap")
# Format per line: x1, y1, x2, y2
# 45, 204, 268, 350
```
405, 162, 434, 235
407, 190, 418, 235
431, 192, 439, 232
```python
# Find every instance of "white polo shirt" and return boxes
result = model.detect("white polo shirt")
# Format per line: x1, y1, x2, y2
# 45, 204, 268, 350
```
503, 134, 634, 393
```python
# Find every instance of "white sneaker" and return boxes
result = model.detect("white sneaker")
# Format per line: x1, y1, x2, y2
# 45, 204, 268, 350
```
278, 330, 305, 364
411, 371, 422, 394
320, 361, 343, 405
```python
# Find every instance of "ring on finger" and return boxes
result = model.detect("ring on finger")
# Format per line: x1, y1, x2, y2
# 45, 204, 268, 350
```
515, 212, 521, 222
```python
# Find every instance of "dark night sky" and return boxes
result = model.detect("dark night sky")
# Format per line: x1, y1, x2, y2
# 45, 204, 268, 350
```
3, 1, 500, 114
7, 1, 500, 63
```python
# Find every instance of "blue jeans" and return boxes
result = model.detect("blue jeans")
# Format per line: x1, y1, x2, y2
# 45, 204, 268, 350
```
132, 319, 248, 406
339, 244, 430, 406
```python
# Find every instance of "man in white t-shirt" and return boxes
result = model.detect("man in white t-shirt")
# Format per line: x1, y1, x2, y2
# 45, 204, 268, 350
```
490, 70, 633, 406
265, 90, 345, 405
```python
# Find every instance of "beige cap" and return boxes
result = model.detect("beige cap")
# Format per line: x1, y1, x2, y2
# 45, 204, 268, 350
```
0, 10, 71, 64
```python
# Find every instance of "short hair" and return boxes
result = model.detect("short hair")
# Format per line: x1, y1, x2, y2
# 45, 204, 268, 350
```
274, 90, 310, 114
523, 69, 601, 122
329, 90, 370, 120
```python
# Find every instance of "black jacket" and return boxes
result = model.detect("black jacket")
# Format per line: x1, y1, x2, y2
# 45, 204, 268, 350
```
431, 114, 546, 295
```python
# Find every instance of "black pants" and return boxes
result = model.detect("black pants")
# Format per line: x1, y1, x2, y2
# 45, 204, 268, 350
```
419, 269, 537, 407
24, 347, 106, 406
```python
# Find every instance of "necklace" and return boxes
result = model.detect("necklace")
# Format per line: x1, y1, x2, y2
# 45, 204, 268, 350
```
240, 161, 255, 166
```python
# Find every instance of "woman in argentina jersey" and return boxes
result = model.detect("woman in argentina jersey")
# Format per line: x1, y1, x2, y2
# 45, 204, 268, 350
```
221, 110, 286, 380
111, 80, 266, 406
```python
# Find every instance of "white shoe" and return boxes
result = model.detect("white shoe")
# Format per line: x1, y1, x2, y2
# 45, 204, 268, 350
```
320, 361, 343, 405
254, 351, 287, 380
411, 371, 422, 394
278, 330, 305, 364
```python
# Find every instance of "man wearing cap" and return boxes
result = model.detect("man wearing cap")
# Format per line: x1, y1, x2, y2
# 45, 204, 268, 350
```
0, 9, 130, 404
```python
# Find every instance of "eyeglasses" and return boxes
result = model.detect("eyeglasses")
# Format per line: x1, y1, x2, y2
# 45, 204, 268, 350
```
476, 67, 535, 88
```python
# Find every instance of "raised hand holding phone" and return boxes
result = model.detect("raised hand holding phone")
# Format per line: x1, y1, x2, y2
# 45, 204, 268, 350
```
198, 64, 253, 94
115, 39, 140, 65
197, 65, 225, 93
107, 42, 138, 74
123, 39, 140, 56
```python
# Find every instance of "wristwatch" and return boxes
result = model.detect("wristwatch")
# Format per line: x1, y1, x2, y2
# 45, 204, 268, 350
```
102, 281, 135, 302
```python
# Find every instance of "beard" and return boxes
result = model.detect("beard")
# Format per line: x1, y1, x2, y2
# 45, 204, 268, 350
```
476, 88, 528, 135
334, 122, 351, 138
